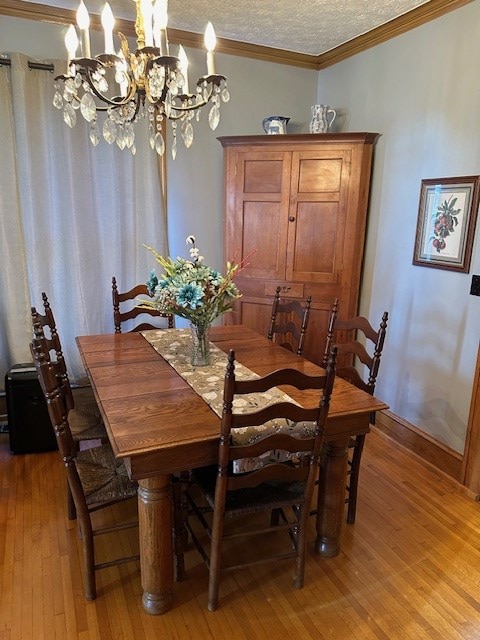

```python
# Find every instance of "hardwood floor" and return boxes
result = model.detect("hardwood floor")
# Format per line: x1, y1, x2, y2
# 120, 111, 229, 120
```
1, 428, 480, 640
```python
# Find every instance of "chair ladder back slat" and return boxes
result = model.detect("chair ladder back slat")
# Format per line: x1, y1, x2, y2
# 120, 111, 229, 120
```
227, 463, 311, 491
336, 340, 373, 370
335, 365, 370, 394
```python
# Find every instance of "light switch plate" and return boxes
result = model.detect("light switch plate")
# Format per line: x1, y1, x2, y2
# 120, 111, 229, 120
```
470, 275, 480, 296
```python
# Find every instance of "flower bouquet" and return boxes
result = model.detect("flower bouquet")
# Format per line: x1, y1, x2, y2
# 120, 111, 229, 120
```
142, 236, 242, 365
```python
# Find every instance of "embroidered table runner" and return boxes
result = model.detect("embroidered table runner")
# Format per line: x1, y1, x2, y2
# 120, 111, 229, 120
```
141, 328, 316, 471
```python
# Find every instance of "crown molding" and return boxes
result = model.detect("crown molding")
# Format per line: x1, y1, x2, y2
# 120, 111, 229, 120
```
167, 28, 319, 70
0, 0, 474, 70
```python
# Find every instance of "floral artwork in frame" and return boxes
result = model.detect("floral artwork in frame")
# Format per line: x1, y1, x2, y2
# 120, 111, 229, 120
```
413, 176, 480, 272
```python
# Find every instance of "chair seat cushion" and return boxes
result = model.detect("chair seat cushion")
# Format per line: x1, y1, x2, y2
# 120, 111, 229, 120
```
70, 387, 107, 441
75, 444, 138, 506
193, 465, 306, 516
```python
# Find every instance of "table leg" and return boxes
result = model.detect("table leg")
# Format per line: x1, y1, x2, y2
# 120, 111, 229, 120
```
315, 438, 349, 557
138, 474, 173, 615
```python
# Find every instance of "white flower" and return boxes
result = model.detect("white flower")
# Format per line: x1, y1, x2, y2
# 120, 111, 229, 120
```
186, 235, 196, 245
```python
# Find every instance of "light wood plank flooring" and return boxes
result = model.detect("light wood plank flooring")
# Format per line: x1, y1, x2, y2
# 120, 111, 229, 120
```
1, 429, 480, 640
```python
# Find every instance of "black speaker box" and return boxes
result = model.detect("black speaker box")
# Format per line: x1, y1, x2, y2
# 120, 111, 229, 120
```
5, 363, 57, 454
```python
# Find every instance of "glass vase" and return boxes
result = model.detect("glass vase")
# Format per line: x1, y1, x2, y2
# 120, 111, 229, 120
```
190, 322, 211, 366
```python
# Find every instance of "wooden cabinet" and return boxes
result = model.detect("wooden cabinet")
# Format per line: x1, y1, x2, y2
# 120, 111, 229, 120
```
219, 133, 379, 365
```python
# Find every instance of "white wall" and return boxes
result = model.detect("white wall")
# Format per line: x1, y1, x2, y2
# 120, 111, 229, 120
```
316, 0, 480, 452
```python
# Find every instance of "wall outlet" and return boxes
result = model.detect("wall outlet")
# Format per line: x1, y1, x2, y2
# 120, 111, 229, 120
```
470, 275, 480, 296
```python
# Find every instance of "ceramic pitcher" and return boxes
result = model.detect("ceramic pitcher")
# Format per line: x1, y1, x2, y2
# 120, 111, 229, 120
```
309, 105, 336, 133
262, 116, 290, 135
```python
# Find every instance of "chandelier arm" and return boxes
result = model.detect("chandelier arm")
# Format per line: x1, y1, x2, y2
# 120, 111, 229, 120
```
78, 62, 137, 109
167, 75, 227, 113
54, 71, 111, 113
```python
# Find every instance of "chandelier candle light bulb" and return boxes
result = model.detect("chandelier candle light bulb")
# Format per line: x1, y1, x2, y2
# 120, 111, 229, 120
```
153, 0, 169, 55
141, 0, 154, 47
64, 25, 78, 74
53, 0, 229, 157
76, 1, 91, 58
205, 22, 216, 75
101, 3, 115, 55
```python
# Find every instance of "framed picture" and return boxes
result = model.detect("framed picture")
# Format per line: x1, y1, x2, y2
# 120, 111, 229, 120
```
413, 175, 480, 272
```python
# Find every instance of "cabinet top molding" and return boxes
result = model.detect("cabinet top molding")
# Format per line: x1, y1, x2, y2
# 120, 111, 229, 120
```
218, 133, 381, 147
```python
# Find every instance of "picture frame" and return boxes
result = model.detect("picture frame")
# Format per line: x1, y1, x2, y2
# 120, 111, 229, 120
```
412, 175, 480, 272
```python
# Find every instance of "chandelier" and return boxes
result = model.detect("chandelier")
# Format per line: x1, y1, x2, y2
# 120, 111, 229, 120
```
53, 0, 230, 158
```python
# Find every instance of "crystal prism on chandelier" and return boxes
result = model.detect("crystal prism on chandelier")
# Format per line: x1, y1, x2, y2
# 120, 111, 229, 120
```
52, 0, 230, 158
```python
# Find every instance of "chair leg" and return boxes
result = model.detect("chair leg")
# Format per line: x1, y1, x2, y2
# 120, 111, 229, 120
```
207, 506, 225, 612
346, 434, 365, 524
67, 484, 77, 520
67, 447, 79, 521
294, 506, 308, 589
81, 515, 96, 600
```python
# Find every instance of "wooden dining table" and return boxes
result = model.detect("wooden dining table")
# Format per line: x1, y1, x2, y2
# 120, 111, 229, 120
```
76, 325, 388, 615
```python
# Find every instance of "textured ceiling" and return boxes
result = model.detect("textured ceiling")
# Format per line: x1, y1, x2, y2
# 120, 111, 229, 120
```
24, 0, 431, 56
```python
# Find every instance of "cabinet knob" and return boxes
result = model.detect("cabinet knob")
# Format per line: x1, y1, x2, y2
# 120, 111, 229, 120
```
288, 216, 295, 222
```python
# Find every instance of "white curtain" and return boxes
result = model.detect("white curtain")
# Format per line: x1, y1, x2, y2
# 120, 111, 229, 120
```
0, 53, 168, 387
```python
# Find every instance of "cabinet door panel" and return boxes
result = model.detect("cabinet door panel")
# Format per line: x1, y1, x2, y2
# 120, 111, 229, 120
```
244, 160, 284, 192
290, 201, 339, 279
287, 150, 351, 284
297, 158, 343, 192
243, 201, 286, 276
227, 152, 290, 280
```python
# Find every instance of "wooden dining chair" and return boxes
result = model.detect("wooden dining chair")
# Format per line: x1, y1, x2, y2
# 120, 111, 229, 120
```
32, 296, 108, 521
185, 347, 337, 611
267, 286, 312, 356
30, 336, 140, 601
322, 298, 388, 524
31, 297, 106, 447
112, 276, 174, 333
